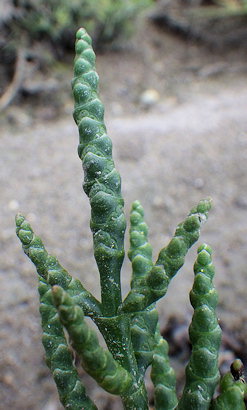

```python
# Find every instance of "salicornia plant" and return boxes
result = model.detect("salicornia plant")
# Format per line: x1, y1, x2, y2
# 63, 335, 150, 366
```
16, 28, 247, 409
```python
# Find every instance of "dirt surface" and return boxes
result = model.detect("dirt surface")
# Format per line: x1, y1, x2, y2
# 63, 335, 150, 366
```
1, 18, 247, 409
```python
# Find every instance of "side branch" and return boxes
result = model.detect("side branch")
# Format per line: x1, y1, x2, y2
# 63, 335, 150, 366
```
39, 278, 97, 410
15, 214, 102, 317
151, 324, 178, 410
120, 199, 212, 313
52, 286, 133, 396
210, 359, 247, 409
178, 244, 221, 409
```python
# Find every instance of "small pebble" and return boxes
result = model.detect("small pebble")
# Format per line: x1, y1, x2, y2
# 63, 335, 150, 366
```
140, 89, 160, 108
234, 196, 247, 209
193, 178, 204, 190
8, 200, 19, 211
2, 372, 14, 386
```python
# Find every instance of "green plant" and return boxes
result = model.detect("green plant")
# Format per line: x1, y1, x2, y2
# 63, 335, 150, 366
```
188, 0, 247, 19
9, 0, 153, 50
16, 28, 247, 409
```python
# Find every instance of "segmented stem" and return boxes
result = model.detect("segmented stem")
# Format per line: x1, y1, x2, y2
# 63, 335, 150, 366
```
72, 28, 126, 315
210, 360, 247, 409
123, 201, 159, 374
39, 278, 97, 410
15, 214, 101, 317
130, 304, 158, 375
121, 199, 153, 311
151, 325, 178, 410
128, 200, 153, 287
178, 244, 221, 409
52, 285, 132, 396
121, 199, 212, 312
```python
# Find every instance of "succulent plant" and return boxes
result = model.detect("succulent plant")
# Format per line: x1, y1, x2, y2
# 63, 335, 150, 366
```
16, 28, 247, 409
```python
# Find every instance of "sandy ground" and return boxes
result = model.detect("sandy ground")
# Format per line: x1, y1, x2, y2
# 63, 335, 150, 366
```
1, 20, 247, 409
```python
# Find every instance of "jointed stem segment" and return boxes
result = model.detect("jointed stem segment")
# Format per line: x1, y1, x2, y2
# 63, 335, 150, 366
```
39, 278, 97, 410
151, 326, 178, 410
52, 286, 133, 395
210, 361, 247, 409
178, 244, 221, 409
120, 198, 212, 313
15, 214, 101, 317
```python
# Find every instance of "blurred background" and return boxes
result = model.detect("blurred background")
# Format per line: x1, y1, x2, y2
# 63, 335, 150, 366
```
1, 0, 247, 408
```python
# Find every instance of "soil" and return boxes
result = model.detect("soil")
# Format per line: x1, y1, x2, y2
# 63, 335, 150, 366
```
1, 15, 247, 410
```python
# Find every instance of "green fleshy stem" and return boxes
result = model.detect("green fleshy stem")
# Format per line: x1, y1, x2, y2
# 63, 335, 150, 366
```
72, 28, 126, 315
210, 360, 247, 409
128, 200, 153, 287
126, 201, 159, 374
151, 325, 178, 410
52, 285, 133, 396
94, 311, 150, 410
15, 214, 101, 317
39, 278, 97, 410
120, 198, 212, 313
130, 304, 158, 375
178, 244, 222, 410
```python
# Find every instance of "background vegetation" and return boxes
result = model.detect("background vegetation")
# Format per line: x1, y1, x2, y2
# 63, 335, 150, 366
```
1, 0, 153, 53
1, 0, 246, 112
0, 0, 153, 111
